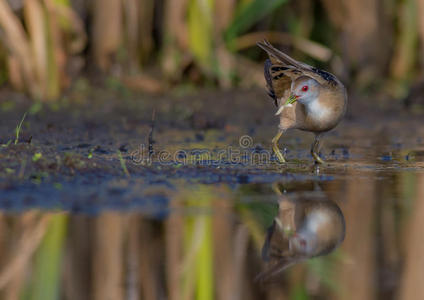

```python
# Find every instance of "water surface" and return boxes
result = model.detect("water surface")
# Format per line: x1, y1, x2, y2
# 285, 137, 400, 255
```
0, 89, 423, 299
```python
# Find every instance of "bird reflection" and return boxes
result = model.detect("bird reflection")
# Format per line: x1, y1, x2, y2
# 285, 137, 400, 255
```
257, 191, 345, 282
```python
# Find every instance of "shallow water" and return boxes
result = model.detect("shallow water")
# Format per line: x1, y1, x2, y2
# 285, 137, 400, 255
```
0, 89, 423, 299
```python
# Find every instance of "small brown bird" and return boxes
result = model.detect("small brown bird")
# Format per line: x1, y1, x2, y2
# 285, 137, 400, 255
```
257, 194, 345, 282
257, 40, 347, 164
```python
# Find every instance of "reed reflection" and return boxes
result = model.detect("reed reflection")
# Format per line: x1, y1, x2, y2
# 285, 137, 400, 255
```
258, 191, 345, 282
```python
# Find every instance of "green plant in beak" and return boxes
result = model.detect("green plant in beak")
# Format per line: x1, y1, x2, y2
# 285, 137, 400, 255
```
275, 94, 297, 116
284, 94, 297, 105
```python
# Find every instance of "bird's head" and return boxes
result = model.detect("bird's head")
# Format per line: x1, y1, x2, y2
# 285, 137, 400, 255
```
291, 76, 320, 104
290, 232, 318, 256
289, 207, 345, 257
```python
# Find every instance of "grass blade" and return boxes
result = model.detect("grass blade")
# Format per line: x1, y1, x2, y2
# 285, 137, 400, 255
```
188, 0, 214, 71
0, 0, 39, 97
118, 150, 130, 177
14, 112, 27, 144
225, 0, 289, 45
182, 188, 214, 300
24, 0, 48, 96
26, 213, 68, 300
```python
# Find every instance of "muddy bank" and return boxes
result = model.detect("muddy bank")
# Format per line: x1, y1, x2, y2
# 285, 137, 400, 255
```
0, 86, 423, 211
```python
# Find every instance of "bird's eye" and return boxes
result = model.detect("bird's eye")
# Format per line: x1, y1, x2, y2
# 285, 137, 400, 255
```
302, 85, 309, 92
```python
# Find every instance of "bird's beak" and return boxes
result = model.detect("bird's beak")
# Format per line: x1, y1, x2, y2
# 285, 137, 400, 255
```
275, 94, 298, 115
286, 94, 298, 105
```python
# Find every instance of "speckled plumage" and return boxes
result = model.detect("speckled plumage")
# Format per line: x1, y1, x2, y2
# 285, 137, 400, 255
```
257, 40, 348, 163
257, 195, 345, 282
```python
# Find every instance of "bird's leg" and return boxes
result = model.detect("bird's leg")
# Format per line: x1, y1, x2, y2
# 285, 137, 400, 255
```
311, 134, 325, 164
272, 183, 283, 195
272, 129, 286, 163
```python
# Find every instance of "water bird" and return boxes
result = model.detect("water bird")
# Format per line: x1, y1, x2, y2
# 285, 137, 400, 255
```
257, 194, 345, 282
257, 40, 347, 164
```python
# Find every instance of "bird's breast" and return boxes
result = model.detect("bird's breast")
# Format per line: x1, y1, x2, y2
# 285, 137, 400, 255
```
303, 96, 345, 132
306, 99, 332, 122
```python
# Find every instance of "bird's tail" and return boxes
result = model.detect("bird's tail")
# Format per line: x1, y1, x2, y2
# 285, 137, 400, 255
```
257, 40, 312, 71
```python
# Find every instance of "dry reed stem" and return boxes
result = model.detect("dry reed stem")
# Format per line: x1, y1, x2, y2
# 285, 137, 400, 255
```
233, 225, 249, 300
322, 0, 392, 82
126, 216, 140, 300
124, 0, 139, 69
138, 218, 160, 300
343, 0, 380, 64
331, 173, 377, 300
3, 269, 25, 300
0, 213, 25, 300
166, 203, 183, 300
212, 197, 236, 300
6, 57, 24, 91
164, 0, 189, 50
0, 213, 50, 289
390, 0, 417, 81
162, 0, 189, 77
0, 0, 39, 97
53, 4, 87, 54
398, 174, 424, 300
92, 0, 122, 70
44, 0, 66, 98
0, 0, 86, 99
214, 0, 236, 87
63, 216, 92, 300
92, 212, 125, 300
320, 0, 345, 29
137, 0, 155, 63
0, 213, 5, 265
214, 0, 236, 33
24, 0, 48, 94
417, 0, 424, 71
380, 190, 399, 273
297, 0, 314, 38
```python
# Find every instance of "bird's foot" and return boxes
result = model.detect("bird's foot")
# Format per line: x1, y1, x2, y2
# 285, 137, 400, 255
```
273, 146, 287, 163
312, 152, 325, 164
272, 131, 286, 163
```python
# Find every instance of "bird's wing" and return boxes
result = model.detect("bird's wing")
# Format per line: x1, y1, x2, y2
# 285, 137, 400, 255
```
261, 220, 290, 261
258, 40, 339, 96
263, 59, 304, 107
255, 256, 305, 283
258, 40, 313, 70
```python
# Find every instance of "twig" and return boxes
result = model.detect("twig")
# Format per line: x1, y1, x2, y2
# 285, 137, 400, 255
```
117, 151, 130, 177
148, 109, 156, 158
18, 159, 26, 179
14, 112, 27, 145
0, 214, 50, 288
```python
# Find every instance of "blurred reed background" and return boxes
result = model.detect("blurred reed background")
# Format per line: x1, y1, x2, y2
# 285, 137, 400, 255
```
0, 172, 422, 300
0, 0, 423, 100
